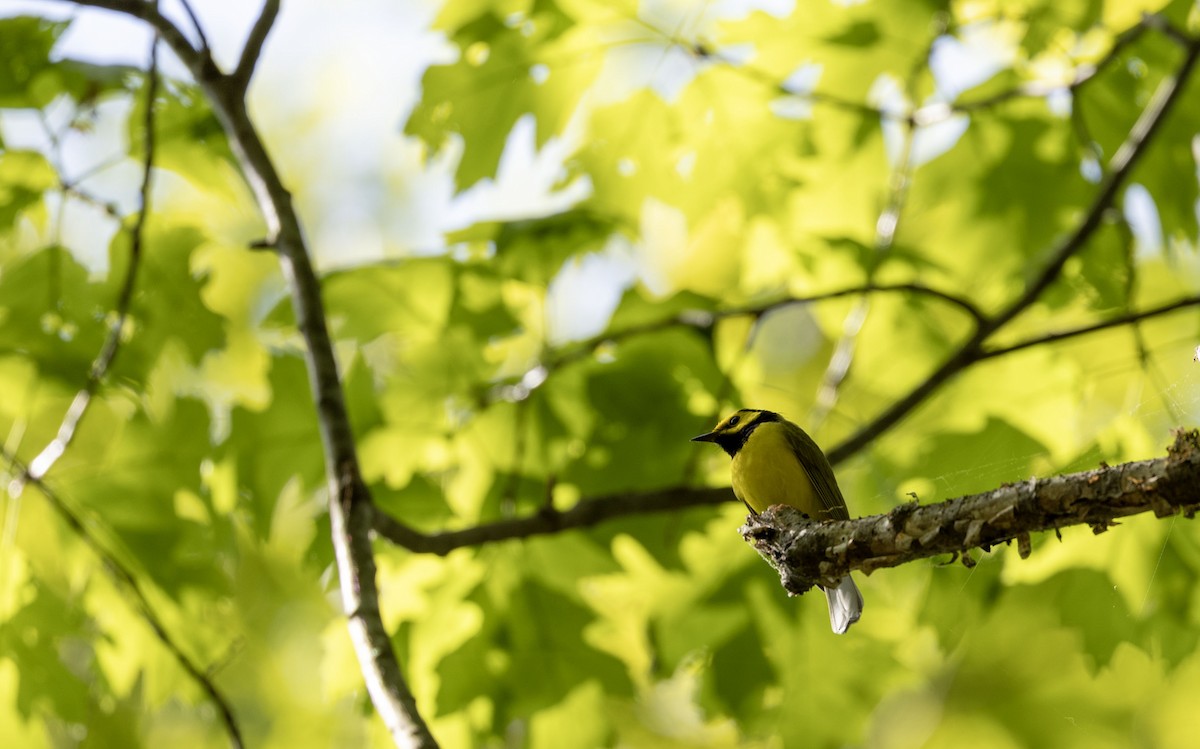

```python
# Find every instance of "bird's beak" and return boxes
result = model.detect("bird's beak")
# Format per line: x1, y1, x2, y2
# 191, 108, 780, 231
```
691, 431, 717, 443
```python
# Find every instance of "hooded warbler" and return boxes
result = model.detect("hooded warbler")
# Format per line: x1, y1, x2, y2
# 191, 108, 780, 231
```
693, 408, 864, 634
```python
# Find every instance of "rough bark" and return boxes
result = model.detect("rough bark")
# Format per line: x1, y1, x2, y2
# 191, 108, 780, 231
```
742, 429, 1200, 594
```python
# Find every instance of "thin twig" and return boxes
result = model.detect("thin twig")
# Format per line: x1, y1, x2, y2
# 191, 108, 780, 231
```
373, 486, 732, 555
2, 450, 245, 748
810, 109, 918, 427
1141, 11, 1196, 47
232, 0, 279, 92
978, 295, 1200, 360
718, 14, 1155, 127
59, 180, 122, 219
726, 57, 890, 120
632, 21, 892, 121
946, 17, 1152, 117
177, 0, 211, 53
29, 29, 160, 481
482, 281, 985, 405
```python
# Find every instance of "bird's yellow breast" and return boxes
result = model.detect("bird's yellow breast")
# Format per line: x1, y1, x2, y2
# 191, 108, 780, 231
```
730, 421, 821, 516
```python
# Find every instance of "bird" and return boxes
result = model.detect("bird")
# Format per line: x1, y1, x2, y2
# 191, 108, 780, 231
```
692, 408, 864, 634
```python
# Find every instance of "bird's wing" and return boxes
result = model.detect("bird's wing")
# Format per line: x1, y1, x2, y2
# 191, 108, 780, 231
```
783, 424, 851, 521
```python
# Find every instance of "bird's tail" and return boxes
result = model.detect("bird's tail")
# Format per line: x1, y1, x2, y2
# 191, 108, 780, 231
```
823, 575, 864, 634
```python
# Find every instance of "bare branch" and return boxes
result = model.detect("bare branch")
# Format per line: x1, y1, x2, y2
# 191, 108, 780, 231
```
743, 429, 1200, 593
233, 0, 280, 91
828, 30, 1200, 465
55, 2, 439, 746
3, 450, 245, 748
979, 295, 1200, 360
374, 486, 731, 555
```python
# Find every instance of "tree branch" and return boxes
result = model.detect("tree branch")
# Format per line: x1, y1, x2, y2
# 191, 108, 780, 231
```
232, 0, 279, 92
943, 14, 1154, 118
827, 29, 1200, 465
52, 0, 206, 72
988, 33, 1200, 335
3, 450, 245, 749
373, 486, 732, 556
57, 2, 438, 746
483, 281, 984, 405
742, 429, 1200, 594
726, 14, 1157, 127
598, 282, 985, 357
59, 180, 122, 219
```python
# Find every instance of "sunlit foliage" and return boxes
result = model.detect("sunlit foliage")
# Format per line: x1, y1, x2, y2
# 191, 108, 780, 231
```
2, 1, 1200, 747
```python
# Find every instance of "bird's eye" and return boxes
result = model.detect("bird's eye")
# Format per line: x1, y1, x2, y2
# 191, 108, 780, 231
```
727, 415, 740, 427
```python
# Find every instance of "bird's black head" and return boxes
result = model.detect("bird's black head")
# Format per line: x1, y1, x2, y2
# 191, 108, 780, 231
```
691, 409, 782, 457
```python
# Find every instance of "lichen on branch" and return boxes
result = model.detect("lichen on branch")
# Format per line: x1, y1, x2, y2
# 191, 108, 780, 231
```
742, 429, 1200, 595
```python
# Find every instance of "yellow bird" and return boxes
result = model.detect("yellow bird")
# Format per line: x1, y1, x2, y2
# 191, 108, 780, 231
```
693, 408, 864, 633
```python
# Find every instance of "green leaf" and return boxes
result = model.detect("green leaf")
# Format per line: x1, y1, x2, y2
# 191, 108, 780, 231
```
1008, 569, 1136, 666
563, 328, 722, 495
0, 223, 225, 394
0, 16, 133, 109
0, 245, 111, 386
56, 398, 232, 596
491, 209, 619, 285
0, 16, 70, 109
495, 579, 631, 711
107, 221, 227, 373
406, 4, 594, 188
604, 288, 716, 333
0, 150, 57, 230
528, 681, 611, 749
130, 81, 238, 190
822, 20, 881, 48
318, 258, 455, 342
222, 353, 324, 539
0, 583, 93, 722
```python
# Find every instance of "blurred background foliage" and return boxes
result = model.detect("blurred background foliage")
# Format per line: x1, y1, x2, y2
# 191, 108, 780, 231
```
2, 0, 1200, 747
